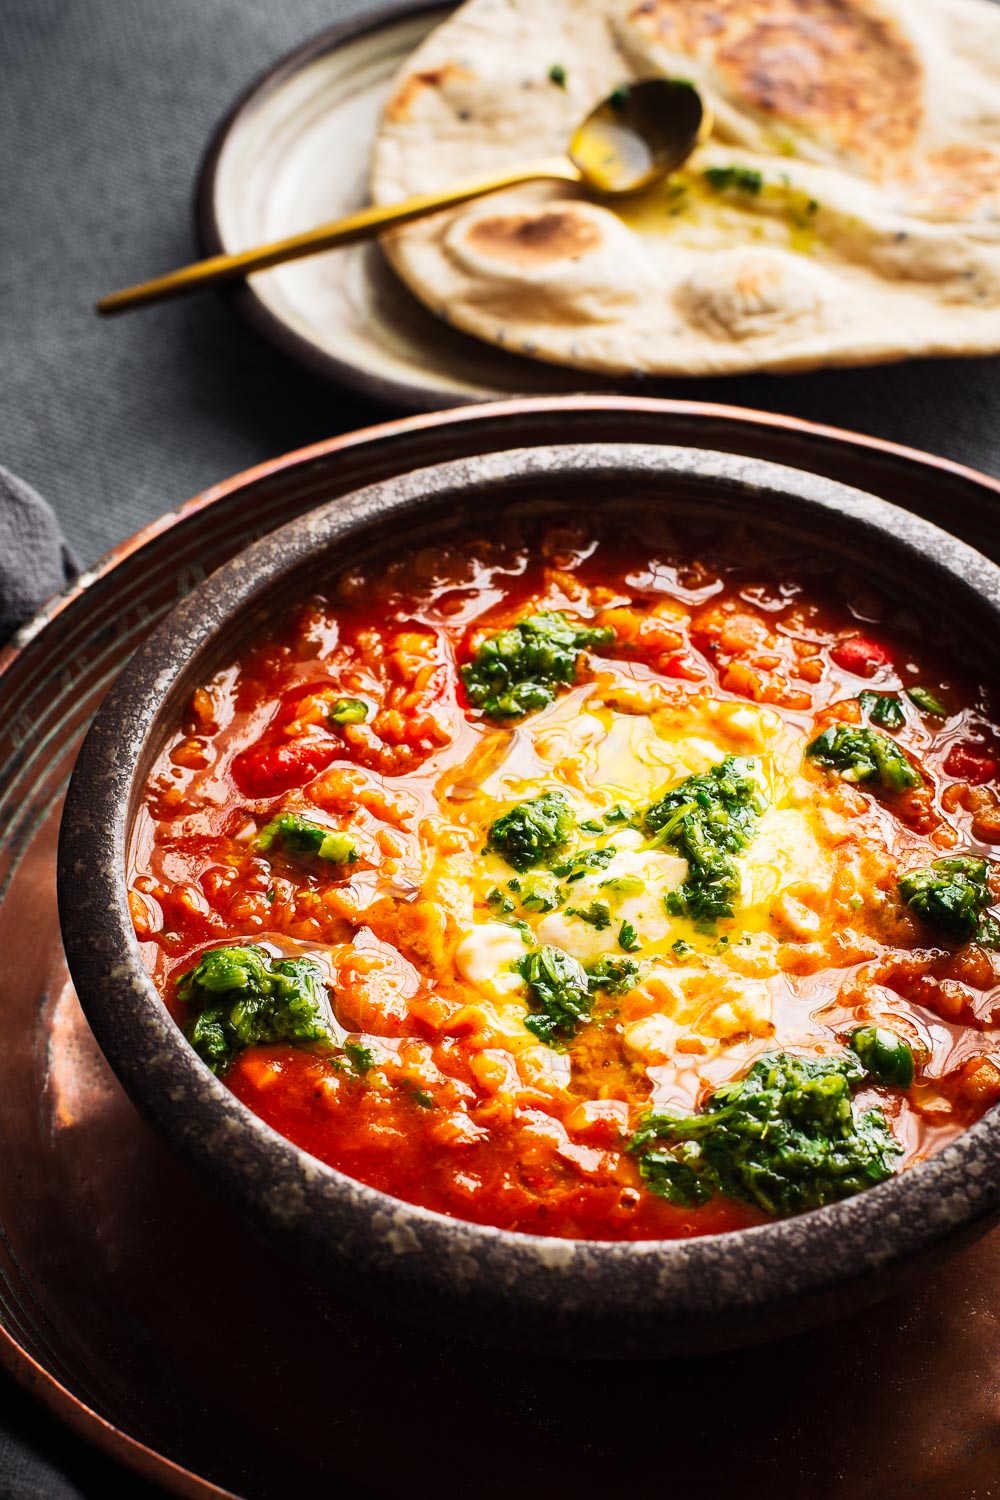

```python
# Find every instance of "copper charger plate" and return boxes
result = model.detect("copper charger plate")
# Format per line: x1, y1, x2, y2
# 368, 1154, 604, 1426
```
5, 397, 1000, 1500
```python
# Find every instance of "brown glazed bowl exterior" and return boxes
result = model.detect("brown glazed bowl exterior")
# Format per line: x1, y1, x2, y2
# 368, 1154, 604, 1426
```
57, 443, 1000, 1358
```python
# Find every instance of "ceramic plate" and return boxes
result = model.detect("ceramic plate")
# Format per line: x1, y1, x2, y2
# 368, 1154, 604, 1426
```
195, 0, 639, 408
6, 398, 1000, 1497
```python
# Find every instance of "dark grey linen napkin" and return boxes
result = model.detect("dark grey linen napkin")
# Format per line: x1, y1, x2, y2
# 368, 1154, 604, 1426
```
0, 1367, 170, 1499
0, 467, 76, 645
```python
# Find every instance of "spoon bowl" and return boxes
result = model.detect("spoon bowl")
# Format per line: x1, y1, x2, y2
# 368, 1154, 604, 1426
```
570, 78, 712, 195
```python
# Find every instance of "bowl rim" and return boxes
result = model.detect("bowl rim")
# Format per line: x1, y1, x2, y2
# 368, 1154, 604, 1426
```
58, 440, 1000, 1342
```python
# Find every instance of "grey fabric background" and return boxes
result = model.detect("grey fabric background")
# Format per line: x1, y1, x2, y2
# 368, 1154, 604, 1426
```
3, 0, 1000, 1495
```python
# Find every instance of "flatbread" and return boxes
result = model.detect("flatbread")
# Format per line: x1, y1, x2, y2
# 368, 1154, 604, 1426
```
370, 0, 1000, 376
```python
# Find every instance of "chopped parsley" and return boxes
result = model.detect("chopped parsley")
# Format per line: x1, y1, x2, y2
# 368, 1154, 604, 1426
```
517, 945, 592, 1045
898, 855, 1000, 946
548, 63, 567, 87
586, 954, 640, 996
517, 872, 563, 913
344, 1040, 377, 1076
462, 611, 612, 720
643, 755, 767, 923
600, 874, 645, 899
805, 725, 920, 795
704, 165, 764, 195
858, 691, 905, 731
565, 899, 612, 931
486, 887, 516, 915
618, 920, 640, 952
257, 812, 357, 866
487, 790, 574, 871
906, 686, 947, 718
327, 697, 369, 725
848, 1025, 914, 1089
177, 944, 333, 1076
629, 1050, 901, 1215
515, 937, 642, 1044
551, 846, 617, 881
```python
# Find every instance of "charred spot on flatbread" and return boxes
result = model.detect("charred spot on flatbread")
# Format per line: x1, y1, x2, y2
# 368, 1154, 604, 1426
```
386, 63, 475, 123
463, 210, 606, 268
443, 202, 651, 325
628, 0, 923, 169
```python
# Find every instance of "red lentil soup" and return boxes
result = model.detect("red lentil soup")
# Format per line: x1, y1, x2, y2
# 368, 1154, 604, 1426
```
129, 507, 1000, 1241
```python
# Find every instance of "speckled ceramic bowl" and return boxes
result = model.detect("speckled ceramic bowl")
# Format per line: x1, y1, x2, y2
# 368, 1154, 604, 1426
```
57, 443, 1000, 1358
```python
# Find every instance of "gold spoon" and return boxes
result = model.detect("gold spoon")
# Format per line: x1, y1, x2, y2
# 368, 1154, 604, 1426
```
96, 79, 711, 316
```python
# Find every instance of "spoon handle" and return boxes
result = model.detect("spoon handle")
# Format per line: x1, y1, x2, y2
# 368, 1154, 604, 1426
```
96, 157, 581, 315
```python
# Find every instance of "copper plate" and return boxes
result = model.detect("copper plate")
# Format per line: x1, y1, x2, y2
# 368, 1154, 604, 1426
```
5, 397, 1000, 1498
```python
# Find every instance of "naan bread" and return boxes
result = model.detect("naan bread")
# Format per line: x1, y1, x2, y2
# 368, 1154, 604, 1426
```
370, 0, 1000, 375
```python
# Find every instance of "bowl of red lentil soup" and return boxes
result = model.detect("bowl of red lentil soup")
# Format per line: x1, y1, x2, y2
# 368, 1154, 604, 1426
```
58, 442, 1000, 1356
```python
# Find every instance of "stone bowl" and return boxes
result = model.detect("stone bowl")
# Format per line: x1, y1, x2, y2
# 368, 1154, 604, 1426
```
57, 442, 1000, 1358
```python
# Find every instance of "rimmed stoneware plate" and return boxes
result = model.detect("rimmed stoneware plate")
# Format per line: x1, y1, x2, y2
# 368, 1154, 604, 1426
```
196, 0, 638, 408
8, 398, 1000, 1497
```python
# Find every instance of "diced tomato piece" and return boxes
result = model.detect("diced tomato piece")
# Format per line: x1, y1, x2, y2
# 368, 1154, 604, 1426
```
660, 652, 705, 682
231, 734, 339, 798
830, 635, 891, 675
944, 742, 998, 786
